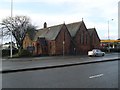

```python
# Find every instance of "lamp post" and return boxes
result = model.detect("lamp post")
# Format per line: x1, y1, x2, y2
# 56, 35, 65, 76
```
1, 28, 3, 50
108, 19, 113, 52
10, 0, 13, 58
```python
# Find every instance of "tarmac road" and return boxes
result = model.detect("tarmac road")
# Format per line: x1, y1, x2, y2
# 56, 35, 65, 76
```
2, 60, 118, 88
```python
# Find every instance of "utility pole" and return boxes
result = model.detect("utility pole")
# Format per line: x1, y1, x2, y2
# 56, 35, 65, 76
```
10, 0, 13, 58
108, 19, 113, 52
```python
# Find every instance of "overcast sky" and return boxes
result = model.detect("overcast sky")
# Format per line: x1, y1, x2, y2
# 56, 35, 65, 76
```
0, 0, 119, 43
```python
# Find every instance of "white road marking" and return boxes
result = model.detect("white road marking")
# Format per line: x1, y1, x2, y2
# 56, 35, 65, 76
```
89, 74, 104, 79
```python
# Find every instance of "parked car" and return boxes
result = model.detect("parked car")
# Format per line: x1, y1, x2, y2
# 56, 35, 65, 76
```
88, 49, 105, 57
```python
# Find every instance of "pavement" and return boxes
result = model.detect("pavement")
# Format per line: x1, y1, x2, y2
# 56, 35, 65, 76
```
1, 53, 120, 73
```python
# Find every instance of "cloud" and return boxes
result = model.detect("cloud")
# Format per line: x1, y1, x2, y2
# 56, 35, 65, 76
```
0, 0, 119, 40
3, 0, 79, 4
0, 9, 11, 22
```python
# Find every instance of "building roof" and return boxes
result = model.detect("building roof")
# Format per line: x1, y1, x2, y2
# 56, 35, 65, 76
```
33, 21, 99, 41
88, 28, 95, 36
33, 21, 83, 41
34, 24, 63, 41
88, 28, 100, 41
66, 21, 82, 37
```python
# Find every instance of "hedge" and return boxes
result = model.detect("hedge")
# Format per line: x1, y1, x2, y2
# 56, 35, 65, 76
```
17, 49, 32, 57
100, 48, 120, 52
2, 49, 18, 57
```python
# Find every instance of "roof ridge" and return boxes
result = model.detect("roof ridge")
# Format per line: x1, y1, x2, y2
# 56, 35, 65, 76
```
48, 23, 63, 28
39, 23, 63, 30
37, 21, 82, 30
88, 28, 95, 30
66, 21, 82, 25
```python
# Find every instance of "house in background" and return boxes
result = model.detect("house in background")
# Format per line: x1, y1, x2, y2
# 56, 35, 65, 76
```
2, 42, 17, 50
23, 33, 33, 49
23, 20, 100, 56
23, 27, 36, 49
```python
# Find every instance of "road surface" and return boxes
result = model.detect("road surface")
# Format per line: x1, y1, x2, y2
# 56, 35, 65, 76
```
2, 60, 118, 88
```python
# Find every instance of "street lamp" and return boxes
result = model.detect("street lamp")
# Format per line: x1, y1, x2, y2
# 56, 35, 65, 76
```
108, 19, 114, 52
10, 0, 13, 58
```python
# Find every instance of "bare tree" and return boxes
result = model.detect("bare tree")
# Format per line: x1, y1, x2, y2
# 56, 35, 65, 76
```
0, 16, 36, 50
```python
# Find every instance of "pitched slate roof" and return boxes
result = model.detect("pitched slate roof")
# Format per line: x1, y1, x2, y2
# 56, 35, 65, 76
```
88, 28, 95, 36
34, 24, 63, 41
33, 21, 87, 41
88, 28, 100, 40
66, 21, 82, 37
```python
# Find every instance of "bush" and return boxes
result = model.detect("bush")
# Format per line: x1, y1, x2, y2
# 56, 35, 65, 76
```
100, 48, 120, 52
100, 48, 108, 52
110, 48, 120, 52
18, 49, 32, 57
2, 49, 18, 57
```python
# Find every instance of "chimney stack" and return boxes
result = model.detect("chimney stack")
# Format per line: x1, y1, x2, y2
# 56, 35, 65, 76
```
44, 22, 47, 28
